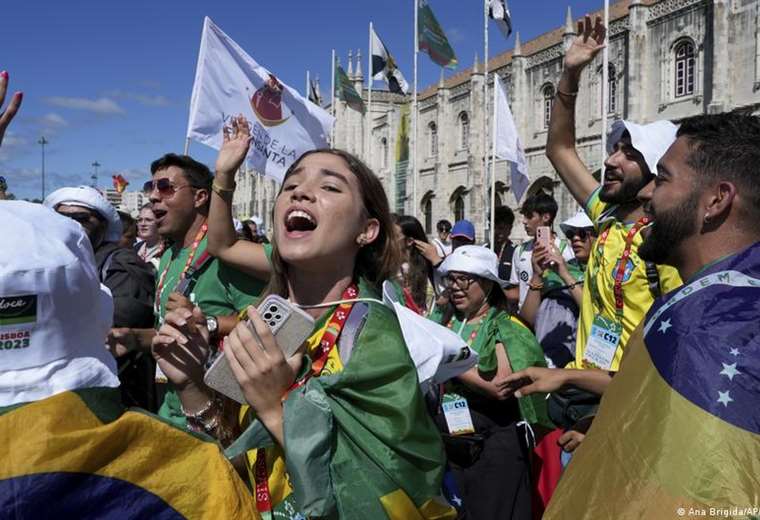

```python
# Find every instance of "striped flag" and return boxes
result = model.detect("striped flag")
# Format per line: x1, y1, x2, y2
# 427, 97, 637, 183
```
308, 78, 322, 107
488, 0, 513, 39
417, 0, 458, 69
111, 174, 129, 193
545, 244, 760, 518
370, 26, 409, 94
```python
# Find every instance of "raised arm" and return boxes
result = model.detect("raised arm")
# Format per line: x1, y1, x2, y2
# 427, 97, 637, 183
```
208, 115, 272, 281
545, 15, 606, 206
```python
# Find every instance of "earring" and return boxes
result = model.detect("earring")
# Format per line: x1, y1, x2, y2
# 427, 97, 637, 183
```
704, 212, 711, 224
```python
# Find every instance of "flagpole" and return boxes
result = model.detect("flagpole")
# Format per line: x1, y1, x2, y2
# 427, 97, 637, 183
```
483, 0, 490, 243
183, 138, 190, 156
601, 0, 609, 185
331, 49, 336, 147
412, 0, 419, 219
306, 69, 310, 99
367, 22, 373, 168
490, 75, 498, 249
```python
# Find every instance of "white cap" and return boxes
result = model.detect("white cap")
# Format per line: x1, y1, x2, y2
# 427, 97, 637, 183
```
438, 245, 508, 288
560, 210, 595, 235
607, 119, 679, 176
0, 201, 119, 406
44, 186, 123, 242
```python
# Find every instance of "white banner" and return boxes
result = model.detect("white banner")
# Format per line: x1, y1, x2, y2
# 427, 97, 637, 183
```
187, 17, 334, 183
494, 75, 529, 203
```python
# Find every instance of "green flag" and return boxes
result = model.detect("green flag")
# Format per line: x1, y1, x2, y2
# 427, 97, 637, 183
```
417, 0, 458, 69
335, 64, 365, 113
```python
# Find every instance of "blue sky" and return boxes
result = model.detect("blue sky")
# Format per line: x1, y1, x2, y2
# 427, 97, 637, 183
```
1, 0, 603, 200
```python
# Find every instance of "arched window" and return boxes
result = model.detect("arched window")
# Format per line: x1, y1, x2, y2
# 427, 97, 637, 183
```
428, 122, 438, 157
454, 195, 465, 222
608, 64, 617, 114
542, 84, 555, 129
380, 137, 388, 169
458, 112, 470, 149
675, 40, 696, 97
423, 196, 433, 234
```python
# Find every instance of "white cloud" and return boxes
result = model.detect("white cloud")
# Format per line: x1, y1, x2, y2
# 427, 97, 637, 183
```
104, 90, 171, 107
39, 113, 68, 127
44, 96, 125, 114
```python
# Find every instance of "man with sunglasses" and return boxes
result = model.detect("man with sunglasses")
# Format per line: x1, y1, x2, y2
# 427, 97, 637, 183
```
141, 153, 267, 427
44, 186, 157, 410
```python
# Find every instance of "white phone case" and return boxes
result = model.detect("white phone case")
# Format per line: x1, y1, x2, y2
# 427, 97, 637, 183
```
203, 295, 315, 404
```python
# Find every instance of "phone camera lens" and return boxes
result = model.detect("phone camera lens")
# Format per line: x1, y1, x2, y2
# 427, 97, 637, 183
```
269, 321, 276, 327
264, 312, 272, 320
270, 305, 278, 313
275, 314, 282, 321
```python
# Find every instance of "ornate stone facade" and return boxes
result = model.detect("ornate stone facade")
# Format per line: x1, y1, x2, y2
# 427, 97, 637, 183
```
238, 0, 760, 241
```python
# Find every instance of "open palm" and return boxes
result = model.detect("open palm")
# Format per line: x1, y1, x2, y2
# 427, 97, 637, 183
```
564, 15, 607, 72
215, 114, 252, 177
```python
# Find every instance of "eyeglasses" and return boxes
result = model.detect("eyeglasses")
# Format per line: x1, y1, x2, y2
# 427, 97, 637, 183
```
443, 274, 477, 290
142, 178, 196, 199
564, 228, 593, 241
58, 210, 102, 225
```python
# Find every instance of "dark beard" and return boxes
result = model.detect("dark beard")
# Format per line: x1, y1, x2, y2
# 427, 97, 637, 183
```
599, 175, 649, 204
639, 193, 700, 265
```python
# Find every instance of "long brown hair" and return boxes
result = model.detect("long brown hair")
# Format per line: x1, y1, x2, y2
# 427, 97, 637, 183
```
267, 149, 401, 296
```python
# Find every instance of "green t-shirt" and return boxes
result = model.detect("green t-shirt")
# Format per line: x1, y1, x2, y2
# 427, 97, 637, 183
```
156, 238, 271, 426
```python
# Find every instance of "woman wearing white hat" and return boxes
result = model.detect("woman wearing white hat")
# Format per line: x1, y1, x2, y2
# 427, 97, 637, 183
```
435, 245, 551, 519
520, 210, 596, 368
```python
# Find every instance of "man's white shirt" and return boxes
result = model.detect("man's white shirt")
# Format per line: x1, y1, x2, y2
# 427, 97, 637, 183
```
509, 236, 575, 309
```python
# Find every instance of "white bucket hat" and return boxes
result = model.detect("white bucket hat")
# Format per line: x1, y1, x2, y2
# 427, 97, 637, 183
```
0, 201, 119, 406
607, 119, 679, 176
559, 210, 595, 236
44, 186, 123, 243
438, 245, 509, 288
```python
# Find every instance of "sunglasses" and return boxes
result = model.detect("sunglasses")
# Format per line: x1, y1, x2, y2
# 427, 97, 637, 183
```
443, 274, 477, 290
564, 228, 593, 241
142, 178, 196, 198
59, 210, 102, 225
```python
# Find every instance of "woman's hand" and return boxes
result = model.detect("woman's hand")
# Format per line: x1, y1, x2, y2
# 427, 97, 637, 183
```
152, 307, 210, 389
224, 306, 304, 441
500, 366, 569, 397
413, 239, 443, 266
215, 114, 252, 179
0, 71, 22, 147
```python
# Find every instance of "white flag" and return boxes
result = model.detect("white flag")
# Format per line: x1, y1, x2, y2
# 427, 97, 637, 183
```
494, 75, 529, 203
187, 17, 334, 183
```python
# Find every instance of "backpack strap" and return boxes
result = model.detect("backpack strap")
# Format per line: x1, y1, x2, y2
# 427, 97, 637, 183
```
644, 261, 661, 299
337, 302, 370, 365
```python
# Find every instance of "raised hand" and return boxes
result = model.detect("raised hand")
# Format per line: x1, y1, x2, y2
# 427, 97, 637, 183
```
215, 114, 252, 178
413, 239, 443, 266
564, 15, 607, 74
152, 306, 210, 389
0, 71, 23, 147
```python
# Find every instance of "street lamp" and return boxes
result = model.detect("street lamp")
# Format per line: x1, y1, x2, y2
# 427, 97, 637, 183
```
91, 161, 101, 188
38, 136, 48, 199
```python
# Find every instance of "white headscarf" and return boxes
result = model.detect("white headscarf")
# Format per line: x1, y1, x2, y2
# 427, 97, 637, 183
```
44, 186, 123, 242
607, 120, 679, 176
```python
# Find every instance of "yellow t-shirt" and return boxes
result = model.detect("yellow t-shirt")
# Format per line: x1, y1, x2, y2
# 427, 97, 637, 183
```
240, 314, 344, 509
572, 188, 682, 371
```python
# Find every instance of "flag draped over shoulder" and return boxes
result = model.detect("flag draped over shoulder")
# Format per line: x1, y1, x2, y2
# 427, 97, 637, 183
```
417, 0, 458, 69
494, 75, 529, 203
0, 388, 257, 520
488, 0, 513, 39
335, 64, 365, 113
186, 17, 334, 184
545, 242, 760, 519
371, 26, 409, 94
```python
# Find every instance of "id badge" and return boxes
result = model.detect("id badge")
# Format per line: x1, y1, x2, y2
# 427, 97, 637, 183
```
442, 393, 475, 435
583, 315, 622, 370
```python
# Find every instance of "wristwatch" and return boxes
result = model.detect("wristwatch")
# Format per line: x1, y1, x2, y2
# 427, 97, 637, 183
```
206, 315, 219, 340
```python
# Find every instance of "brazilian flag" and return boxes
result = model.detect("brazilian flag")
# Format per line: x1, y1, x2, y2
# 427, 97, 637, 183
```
417, 0, 458, 69
545, 243, 760, 519
0, 388, 257, 519
335, 64, 365, 114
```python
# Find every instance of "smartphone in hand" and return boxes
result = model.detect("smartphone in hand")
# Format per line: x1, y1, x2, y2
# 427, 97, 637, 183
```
203, 295, 315, 404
